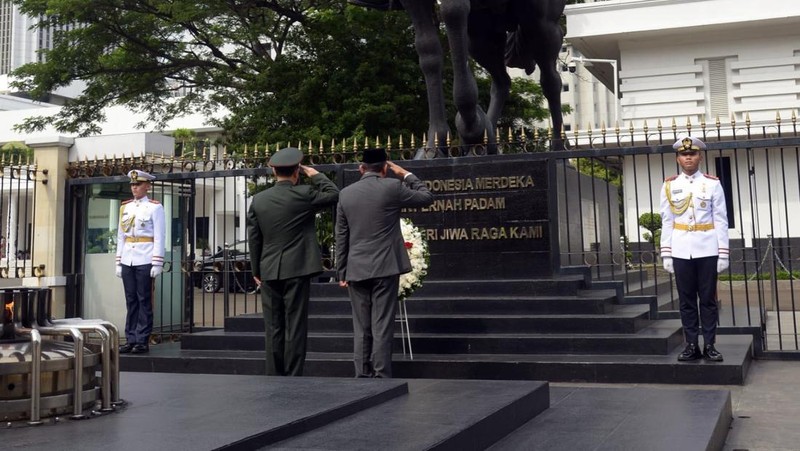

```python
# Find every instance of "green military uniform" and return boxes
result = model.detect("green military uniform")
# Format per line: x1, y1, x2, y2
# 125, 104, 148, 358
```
246, 147, 339, 376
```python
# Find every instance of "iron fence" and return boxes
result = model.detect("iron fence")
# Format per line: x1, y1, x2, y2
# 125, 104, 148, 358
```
61, 116, 800, 352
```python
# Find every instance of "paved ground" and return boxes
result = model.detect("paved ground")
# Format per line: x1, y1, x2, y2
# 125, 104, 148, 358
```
554, 359, 800, 451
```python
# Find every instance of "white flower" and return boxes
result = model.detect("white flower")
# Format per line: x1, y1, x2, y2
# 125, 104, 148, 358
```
398, 218, 430, 301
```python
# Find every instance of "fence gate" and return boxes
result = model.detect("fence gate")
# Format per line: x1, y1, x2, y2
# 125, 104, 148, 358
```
64, 160, 342, 342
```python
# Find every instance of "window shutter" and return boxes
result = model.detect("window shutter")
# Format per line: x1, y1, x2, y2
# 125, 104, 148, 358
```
708, 59, 729, 118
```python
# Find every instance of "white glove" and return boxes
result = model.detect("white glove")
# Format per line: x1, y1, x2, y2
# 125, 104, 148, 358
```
150, 265, 163, 278
115, 265, 122, 278
717, 257, 729, 273
662, 257, 674, 274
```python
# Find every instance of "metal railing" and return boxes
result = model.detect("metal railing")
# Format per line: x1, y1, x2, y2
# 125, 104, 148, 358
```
62, 116, 800, 352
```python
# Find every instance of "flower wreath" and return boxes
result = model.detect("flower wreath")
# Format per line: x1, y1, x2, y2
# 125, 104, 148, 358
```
398, 218, 430, 301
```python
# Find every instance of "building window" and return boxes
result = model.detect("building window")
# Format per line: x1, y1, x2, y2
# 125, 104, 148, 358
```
562, 84, 570, 92
701, 58, 730, 119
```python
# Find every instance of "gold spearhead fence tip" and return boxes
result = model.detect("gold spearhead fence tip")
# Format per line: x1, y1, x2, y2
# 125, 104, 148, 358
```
411, 134, 416, 149
307, 140, 313, 152
628, 121, 634, 135
399, 135, 404, 148
776, 111, 781, 124
507, 127, 513, 142
330, 138, 336, 153
643, 120, 649, 134
657, 119, 663, 133
700, 117, 706, 130
319, 140, 324, 153
715, 115, 721, 128
353, 137, 358, 151
686, 116, 692, 129
375, 136, 381, 148
386, 136, 392, 150
547, 126, 553, 140
730, 113, 736, 127
446, 131, 451, 147
671, 117, 677, 131
745, 112, 751, 126
792, 109, 797, 124
364, 136, 369, 149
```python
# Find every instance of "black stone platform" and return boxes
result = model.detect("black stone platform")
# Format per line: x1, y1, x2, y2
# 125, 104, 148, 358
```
124, 274, 754, 385
2, 372, 732, 451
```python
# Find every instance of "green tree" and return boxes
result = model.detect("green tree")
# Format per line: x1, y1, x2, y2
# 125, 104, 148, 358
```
10, 1, 558, 144
638, 212, 662, 247
0, 141, 33, 163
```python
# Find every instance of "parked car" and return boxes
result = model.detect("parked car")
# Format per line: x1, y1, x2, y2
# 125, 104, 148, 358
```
192, 241, 258, 293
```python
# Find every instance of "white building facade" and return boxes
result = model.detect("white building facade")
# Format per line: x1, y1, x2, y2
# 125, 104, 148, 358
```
564, 0, 800, 260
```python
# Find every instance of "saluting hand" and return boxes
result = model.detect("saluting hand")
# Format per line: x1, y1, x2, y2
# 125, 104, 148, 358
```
386, 161, 409, 179
299, 165, 318, 177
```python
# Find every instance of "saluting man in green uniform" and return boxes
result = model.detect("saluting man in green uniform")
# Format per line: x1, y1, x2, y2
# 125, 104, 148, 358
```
246, 147, 339, 376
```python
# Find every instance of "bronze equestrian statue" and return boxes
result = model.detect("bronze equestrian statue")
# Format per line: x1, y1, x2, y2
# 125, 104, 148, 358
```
351, 0, 567, 152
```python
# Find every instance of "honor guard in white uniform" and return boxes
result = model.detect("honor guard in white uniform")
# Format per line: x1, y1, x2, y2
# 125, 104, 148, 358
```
660, 136, 729, 362
115, 169, 166, 354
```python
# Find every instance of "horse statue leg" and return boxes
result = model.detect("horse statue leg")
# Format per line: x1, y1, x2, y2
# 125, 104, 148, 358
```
400, 0, 450, 156
467, 8, 511, 154
515, 0, 567, 150
440, 0, 490, 147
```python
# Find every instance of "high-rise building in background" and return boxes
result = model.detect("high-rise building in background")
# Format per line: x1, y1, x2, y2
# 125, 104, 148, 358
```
0, 0, 83, 108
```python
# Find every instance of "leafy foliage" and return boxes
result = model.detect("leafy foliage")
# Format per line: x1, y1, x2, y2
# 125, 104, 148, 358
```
638, 212, 662, 246
10, 0, 560, 144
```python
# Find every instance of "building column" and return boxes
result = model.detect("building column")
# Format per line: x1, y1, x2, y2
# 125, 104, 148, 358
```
23, 136, 74, 317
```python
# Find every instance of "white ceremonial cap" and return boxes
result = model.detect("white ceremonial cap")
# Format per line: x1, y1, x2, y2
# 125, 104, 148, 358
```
672, 136, 707, 153
127, 169, 156, 183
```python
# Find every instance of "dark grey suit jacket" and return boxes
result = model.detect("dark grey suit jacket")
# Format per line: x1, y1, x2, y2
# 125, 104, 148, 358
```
247, 174, 339, 281
335, 172, 433, 282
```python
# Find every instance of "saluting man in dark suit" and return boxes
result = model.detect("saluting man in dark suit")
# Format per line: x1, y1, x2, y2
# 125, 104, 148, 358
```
660, 136, 729, 362
247, 147, 339, 376
335, 148, 434, 378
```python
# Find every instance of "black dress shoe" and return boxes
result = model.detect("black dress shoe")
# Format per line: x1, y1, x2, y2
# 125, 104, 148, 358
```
677, 343, 702, 361
119, 343, 134, 354
131, 344, 149, 354
703, 344, 724, 362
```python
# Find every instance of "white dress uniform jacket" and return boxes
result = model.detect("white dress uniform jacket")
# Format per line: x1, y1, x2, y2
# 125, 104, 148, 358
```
116, 196, 166, 267
659, 172, 729, 260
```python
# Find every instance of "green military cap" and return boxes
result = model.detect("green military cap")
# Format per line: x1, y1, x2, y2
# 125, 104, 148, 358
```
268, 147, 304, 167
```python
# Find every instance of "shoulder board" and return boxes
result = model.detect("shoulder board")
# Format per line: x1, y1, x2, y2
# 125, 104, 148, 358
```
149, 199, 161, 204
703, 173, 719, 180
664, 175, 678, 182
122, 199, 133, 205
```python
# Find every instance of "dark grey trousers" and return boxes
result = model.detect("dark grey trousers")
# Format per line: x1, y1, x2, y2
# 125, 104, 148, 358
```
348, 275, 400, 378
